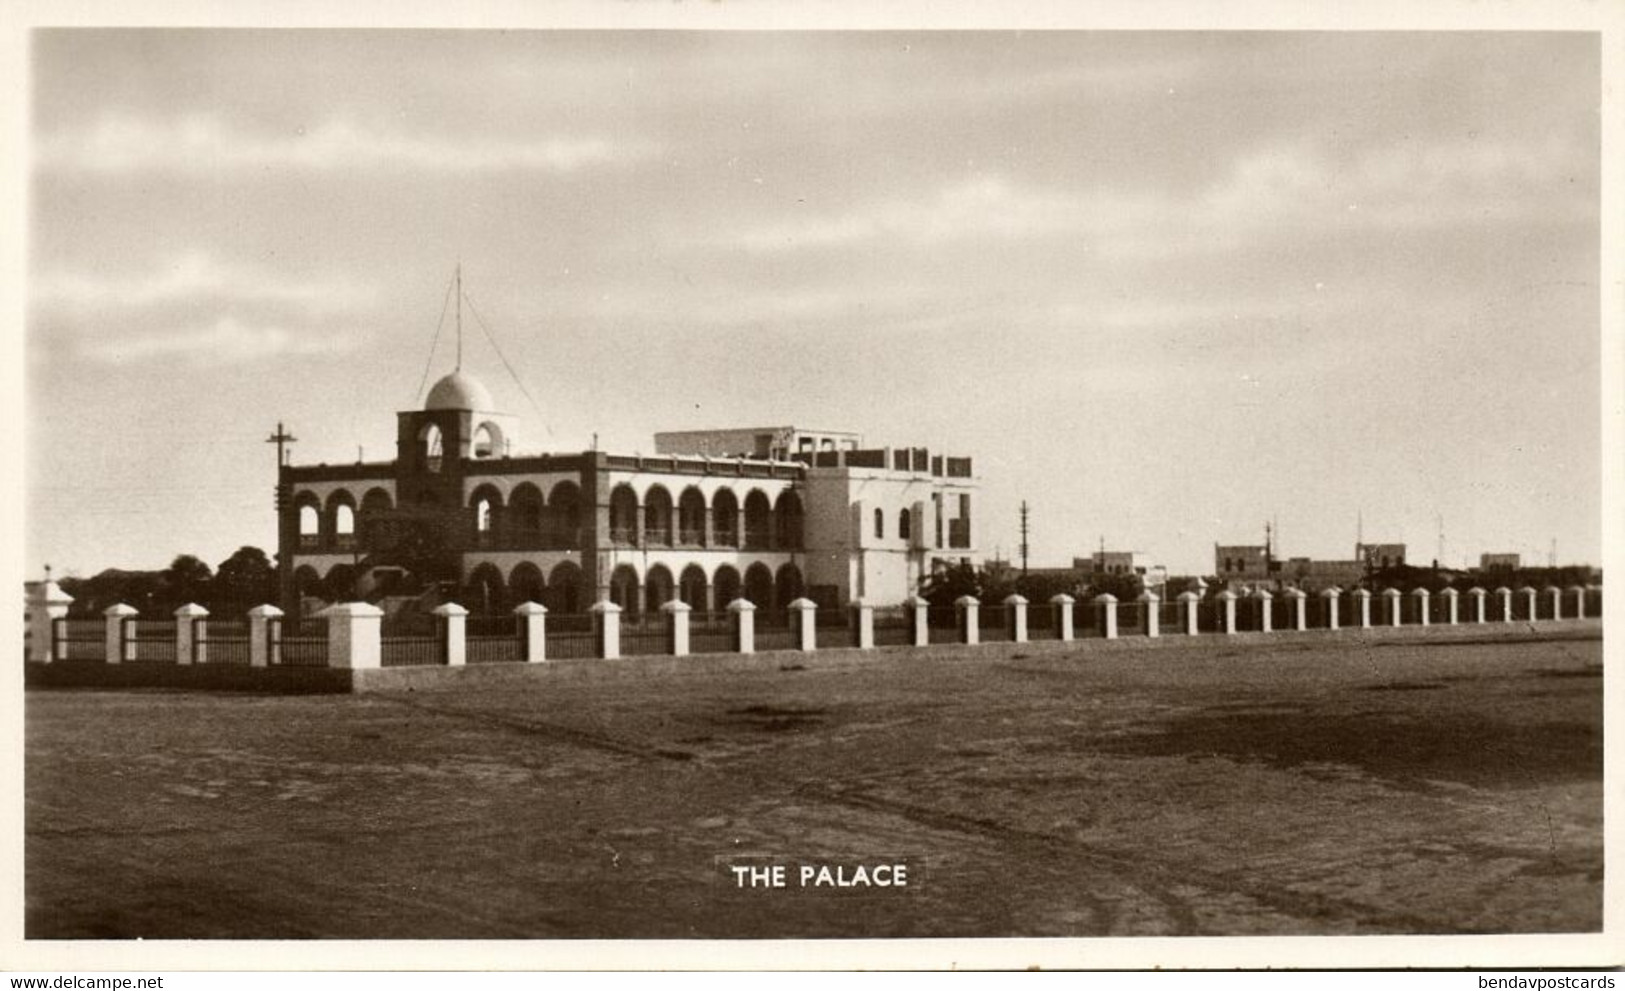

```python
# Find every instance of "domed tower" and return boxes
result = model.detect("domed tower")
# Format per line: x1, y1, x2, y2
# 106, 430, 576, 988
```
395, 370, 519, 506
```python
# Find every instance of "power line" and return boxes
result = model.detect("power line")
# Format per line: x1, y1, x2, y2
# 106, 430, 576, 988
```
412, 270, 458, 405
459, 288, 549, 425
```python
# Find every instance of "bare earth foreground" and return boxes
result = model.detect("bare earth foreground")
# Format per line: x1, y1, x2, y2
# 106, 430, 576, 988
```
27, 629, 1602, 939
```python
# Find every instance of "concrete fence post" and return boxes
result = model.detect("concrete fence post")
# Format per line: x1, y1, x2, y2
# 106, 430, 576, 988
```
26, 581, 73, 663
789, 598, 818, 652
1518, 586, 1538, 622
433, 603, 468, 666
1050, 593, 1076, 642
1545, 586, 1562, 621
1467, 587, 1487, 625
1217, 590, 1238, 635
1139, 590, 1160, 638
1095, 593, 1118, 640
1410, 587, 1431, 627
513, 601, 547, 663
1178, 591, 1200, 636
1284, 588, 1307, 631
1383, 588, 1403, 627
1570, 585, 1586, 620
1004, 594, 1029, 643
1254, 589, 1273, 633
1352, 588, 1372, 629
590, 599, 621, 660
1495, 587, 1513, 623
904, 594, 929, 647
955, 595, 981, 645
660, 599, 691, 657
174, 602, 208, 665
323, 602, 383, 670
104, 603, 137, 665
727, 598, 756, 654
1320, 587, 1341, 630
849, 598, 874, 649
248, 604, 283, 668
1440, 587, 1459, 625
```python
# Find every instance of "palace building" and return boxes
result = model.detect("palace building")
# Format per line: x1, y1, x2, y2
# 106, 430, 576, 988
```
276, 369, 981, 618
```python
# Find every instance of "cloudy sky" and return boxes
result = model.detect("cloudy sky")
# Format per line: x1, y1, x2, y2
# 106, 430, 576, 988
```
25, 28, 1602, 577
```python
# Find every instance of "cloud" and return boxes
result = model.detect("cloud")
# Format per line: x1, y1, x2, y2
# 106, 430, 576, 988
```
33, 252, 377, 317
74, 315, 362, 366
35, 114, 649, 175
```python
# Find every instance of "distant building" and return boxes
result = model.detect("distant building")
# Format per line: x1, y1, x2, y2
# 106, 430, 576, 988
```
1357, 543, 1407, 570
1075, 550, 1165, 592
1214, 544, 1272, 581
653, 426, 862, 461
1480, 553, 1521, 571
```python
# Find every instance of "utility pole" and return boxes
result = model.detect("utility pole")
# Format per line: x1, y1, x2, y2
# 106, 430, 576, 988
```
266, 421, 297, 468
1018, 501, 1030, 577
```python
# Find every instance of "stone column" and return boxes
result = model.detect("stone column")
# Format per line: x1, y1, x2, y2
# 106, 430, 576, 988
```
1383, 588, 1402, 627
1519, 586, 1537, 621
590, 599, 621, 660
1284, 588, 1307, 631
433, 603, 468, 666
660, 599, 691, 657
956, 595, 981, 645
1254, 590, 1273, 633
248, 604, 283, 667
1051, 593, 1076, 642
789, 597, 818, 652
1570, 585, 1586, 620
1467, 587, 1487, 624
905, 594, 929, 647
1440, 587, 1459, 625
1217, 590, 1238, 635
1320, 587, 1341, 631
105, 603, 137, 664
1139, 591, 1159, 638
513, 601, 547, 662
1352, 588, 1372, 629
1004, 594, 1029, 643
1410, 587, 1430, 627
1496, 587, 1513, 623
727, 598, 756, 654
1178, 591, 1200, 636
26, 581, 73, 664
174, 603, 208, 665
850, 598, 874, 650
1546, 586, 1562, 621
1095, 593, 1118, 640
323, 602, 383, 669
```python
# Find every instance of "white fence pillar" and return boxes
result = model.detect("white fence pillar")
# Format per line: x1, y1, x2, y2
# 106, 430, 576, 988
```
590, 599, 621, 660
727, 598, 756, 654
1440, 587, 1459, 625
1545, 586, 1562, 621
1051, 593, 1076, 642
1468, 587, 1486, 625
1519, 587, 1538, 622
1254, 590, 1273, 633
323, 602, 383, 670
104, 603, 137, 664
174, 603, 207, 665
660, 599, 691, 656
433, 603, 468, 666
248, 604, 283, 667
1496, 587, 1513, 623
1411, 588, 1430, 627
904, 594, 929, 647
849, 598, 874, 649
1383, 588, 1403, 627
955, 595, 981, 645
513, 601, 547, 662
26, 581, 74, 663
1320, 587, 1341, 630
1284, 588, 1307, 631
1139, 591, 1159, 638
1178, 591, 1200, 636
789, 598, 818, 651
1570, 585, 1586, 620
1352, 589, 1372, 629
1217, 591, 1238, 635
1095, 594, 1118, 640
1004, 594, 1029, 643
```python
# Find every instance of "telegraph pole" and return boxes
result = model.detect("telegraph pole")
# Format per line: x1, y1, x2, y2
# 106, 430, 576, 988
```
1018, 501, 1030, 577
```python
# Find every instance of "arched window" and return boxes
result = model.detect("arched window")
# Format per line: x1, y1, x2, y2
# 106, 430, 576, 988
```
472, 421, 504, 459
609, 485, 639, 545
644, 486, 674, 547
298, 504, 320, 538
774, 563, 804, 607
744, 563, 775, 611
743, 491, 771, 550
509, 484, 543, 542
509, 562, 545, 606
678, 488, 707, 546
547, 561, 587, 615
334, 503, 355, 538
899, 508, 912, 542
712, 489, 740, 547
462, 564, 507, 616
610, 565, 641, 615
645, 565, 674, 615
418, 422, 443, 473
713, 565, 742, 611
679, 565, 709, 612
874, 507, 885, 540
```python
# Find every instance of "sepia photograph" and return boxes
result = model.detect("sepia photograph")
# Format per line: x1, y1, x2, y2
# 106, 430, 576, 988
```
9, 4, 1620, 973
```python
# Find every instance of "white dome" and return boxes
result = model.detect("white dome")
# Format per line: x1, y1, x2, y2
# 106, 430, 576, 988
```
425, 371, 493, 411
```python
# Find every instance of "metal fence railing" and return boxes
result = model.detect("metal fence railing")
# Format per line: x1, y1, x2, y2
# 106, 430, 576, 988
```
547, 614, 598, 660
873, 608, 915, 647
51, 618, 105, 661
124, 619, 176, 662
465, 615, 525, 663
194, 619, 250, 665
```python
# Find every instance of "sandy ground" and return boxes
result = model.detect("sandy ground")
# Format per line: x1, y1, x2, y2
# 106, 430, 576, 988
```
25, 630, 1602, 939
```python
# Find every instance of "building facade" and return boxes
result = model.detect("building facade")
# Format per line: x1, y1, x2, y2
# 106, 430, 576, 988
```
277, 372, 980, 617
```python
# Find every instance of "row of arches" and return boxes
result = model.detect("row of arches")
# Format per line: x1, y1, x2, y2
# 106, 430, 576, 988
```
462, 560, 806, 618
605, 483, 802, 550
469, 480, 584, 549
294, 487, 394, 550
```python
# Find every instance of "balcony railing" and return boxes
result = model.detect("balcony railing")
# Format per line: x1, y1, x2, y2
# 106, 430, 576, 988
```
677, 527, 706, 546
743, 527, 771, 550
609, 526, 638, 546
